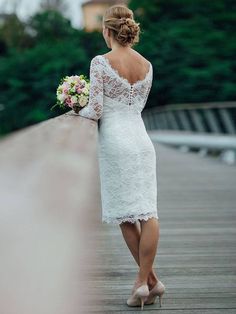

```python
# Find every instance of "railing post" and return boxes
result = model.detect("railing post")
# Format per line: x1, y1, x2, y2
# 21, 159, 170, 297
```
219, 108, 236, 134
176, 110, 192, 131
204, 108, 221, 133
190, 109, 207, 132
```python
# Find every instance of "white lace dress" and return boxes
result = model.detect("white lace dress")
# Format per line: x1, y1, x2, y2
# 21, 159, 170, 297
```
78, 55, 159, 224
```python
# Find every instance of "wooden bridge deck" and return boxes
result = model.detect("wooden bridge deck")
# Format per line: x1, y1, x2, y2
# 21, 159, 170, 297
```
91, 136, 236, 313
0, 112, 235, 313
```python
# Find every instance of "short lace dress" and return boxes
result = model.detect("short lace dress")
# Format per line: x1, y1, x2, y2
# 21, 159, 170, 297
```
78, 55, 159, 224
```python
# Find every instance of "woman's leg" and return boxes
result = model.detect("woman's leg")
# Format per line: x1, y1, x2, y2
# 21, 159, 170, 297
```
119, 219, 159, 290
137, 218, 159, 285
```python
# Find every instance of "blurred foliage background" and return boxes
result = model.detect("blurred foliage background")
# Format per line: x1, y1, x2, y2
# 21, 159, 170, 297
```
0, 0, 235, 136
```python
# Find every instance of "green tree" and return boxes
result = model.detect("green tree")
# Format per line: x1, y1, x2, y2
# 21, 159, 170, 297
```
27, 10, 77, 43
0, 11, 106, 136
2, 1, 235, 137
0, 13, 32, 52
129, 0, 236, 106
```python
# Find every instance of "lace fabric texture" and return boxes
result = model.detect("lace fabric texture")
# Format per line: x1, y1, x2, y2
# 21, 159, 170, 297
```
77, 57, 104, 121
79, 55, 159, 224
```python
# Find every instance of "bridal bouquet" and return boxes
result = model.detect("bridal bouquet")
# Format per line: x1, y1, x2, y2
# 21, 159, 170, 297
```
50, 75, 90, 113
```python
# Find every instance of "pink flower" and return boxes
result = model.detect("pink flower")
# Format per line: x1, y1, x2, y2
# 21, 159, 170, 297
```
65, 96, 73, 108
62, 82, 70, 89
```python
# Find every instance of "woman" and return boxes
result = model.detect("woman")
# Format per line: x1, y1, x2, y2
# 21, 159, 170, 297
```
78, 4, 165, 310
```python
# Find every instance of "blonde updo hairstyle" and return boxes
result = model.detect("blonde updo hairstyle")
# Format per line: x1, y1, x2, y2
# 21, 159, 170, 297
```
103, 5, 140, 47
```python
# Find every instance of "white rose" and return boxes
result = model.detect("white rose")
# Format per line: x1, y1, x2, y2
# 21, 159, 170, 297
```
79, 96, 88, 107
66, 80, 73, 86
83, 88, 89, 95
57, 86, 63, 95
58, 93, 66, 102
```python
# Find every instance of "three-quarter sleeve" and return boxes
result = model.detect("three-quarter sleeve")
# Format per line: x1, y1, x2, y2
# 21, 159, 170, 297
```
142, 63, 153, 109
78, 56, 104, 121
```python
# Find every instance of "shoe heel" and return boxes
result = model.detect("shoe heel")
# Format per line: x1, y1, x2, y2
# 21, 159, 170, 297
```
159, 294, 163, 307
140, 296, 146, 310
135, 284, 149, 310
145, 280, 165, 306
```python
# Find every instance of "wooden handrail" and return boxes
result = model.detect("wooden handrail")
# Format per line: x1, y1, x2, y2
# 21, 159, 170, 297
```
0, 110, 103, 314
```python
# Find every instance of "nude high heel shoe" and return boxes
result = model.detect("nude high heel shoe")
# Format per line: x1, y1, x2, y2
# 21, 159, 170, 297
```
126, 284, 149, 310
144, 280, 165, 307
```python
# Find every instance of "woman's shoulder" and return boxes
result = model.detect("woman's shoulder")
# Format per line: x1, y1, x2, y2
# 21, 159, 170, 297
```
101, 50, 151, 68
91, 54, 103, 60
89, 55, 106, 69
132, 49, 151, 66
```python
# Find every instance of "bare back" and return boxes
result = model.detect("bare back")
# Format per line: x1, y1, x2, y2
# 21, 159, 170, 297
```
103, 49, 150, 85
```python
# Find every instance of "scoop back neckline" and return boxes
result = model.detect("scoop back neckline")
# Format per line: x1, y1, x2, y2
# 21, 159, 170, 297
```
99, 54, 152, 87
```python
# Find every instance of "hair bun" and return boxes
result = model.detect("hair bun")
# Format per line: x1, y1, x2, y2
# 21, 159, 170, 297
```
119, 17, 127, 24
117, 18, 140, 46
103, 5, 140, 47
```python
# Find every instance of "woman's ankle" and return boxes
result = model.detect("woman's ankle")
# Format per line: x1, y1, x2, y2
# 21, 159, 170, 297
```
132, 278, 148, 292
148, 271, 158, 288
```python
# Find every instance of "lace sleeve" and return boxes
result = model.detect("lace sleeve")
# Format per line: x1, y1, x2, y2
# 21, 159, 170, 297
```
142, 63, 153, 110
78, 56, 103, 121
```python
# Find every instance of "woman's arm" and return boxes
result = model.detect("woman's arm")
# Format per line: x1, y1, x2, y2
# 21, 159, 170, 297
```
78, 56, 103, 121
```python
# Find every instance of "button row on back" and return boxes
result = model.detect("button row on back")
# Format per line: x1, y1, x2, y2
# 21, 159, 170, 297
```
128, 86, 134, 106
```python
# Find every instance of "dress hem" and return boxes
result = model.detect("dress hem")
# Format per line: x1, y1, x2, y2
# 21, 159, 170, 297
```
102, 212, 159, 225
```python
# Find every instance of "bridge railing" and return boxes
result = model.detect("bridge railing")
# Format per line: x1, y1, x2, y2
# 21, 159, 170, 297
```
142, 102, 236, 165
142, 101, 236, 134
